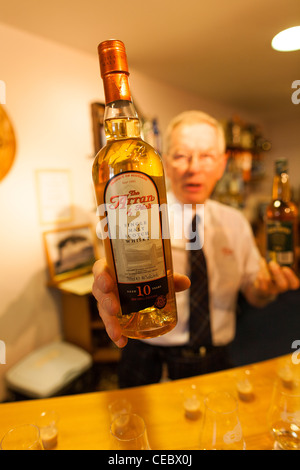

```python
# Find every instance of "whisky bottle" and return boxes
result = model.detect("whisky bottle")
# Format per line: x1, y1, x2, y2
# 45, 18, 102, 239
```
92, 40, 178, 339
266, 158, 298, 271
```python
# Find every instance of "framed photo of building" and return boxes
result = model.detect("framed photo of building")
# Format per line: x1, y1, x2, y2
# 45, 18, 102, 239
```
43, 224, 98, 285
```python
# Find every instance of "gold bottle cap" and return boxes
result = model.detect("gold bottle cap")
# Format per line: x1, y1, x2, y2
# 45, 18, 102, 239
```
98, 40, 129, 77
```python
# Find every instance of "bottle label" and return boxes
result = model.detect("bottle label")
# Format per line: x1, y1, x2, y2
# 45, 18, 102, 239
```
104, 171, 168, 315
275, 159, 288, 175
266, 220, 294, 266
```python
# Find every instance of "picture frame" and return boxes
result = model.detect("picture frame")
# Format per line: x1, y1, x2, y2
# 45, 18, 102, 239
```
43, 224, 99, 285
91, 102, 106, 154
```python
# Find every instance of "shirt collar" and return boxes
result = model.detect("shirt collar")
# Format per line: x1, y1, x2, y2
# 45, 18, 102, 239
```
167, 191, 207, 248
167, 191, 210, 228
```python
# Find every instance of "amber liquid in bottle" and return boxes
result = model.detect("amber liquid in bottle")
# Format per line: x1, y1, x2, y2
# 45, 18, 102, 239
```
92, 40, 177, 339
266, 159, 298, 271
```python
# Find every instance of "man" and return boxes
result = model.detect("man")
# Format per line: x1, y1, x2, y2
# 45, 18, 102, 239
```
92, 111, 299, 386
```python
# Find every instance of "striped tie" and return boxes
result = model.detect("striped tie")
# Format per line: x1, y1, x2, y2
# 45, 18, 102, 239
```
188, 214, 212, 349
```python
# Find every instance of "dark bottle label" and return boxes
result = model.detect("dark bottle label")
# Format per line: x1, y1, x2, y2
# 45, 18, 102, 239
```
275, 159, 288, 175
104, 171, 168, 315
266, 220, 294, 266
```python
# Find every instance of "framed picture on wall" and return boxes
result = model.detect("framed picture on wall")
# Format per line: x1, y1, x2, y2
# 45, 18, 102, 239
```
91, 102, 106, 155
43, 224, 99, 285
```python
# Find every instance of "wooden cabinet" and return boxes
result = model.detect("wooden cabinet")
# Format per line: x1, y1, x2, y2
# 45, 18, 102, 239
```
60, 291, 121, 363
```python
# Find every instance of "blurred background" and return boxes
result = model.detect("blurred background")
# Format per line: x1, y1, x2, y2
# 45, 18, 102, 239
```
0, 0, 299, 401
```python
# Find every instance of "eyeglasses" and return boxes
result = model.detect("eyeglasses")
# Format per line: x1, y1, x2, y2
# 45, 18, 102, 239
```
168, 152, 220, 170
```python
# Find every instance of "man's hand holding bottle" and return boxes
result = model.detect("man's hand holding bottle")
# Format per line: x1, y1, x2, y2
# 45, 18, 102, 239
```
92, 259, 191, 348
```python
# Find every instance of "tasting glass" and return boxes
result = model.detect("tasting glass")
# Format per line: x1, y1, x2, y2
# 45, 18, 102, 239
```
268, 379, 300, 450
200, 390, 246, 450
235, 369, 255, 402
108, 398, 132, 421
36, 410, 59, 450
0, 424, 44, 450
182, 384, 202, 420
110, 413, 151, 450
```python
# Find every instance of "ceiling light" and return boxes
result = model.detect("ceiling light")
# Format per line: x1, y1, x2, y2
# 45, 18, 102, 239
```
271, 26, 300, 51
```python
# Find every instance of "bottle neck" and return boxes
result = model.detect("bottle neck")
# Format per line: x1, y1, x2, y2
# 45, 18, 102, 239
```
102, 72, 141, 141
272, 172, 291, 202
104, 100, 141, 140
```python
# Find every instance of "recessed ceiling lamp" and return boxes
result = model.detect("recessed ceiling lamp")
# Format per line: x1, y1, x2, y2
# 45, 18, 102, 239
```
271, 26, 300, 51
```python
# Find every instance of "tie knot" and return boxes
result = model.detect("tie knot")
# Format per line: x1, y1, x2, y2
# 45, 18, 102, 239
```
188, 214, 202, 250
191, 214, 199, 234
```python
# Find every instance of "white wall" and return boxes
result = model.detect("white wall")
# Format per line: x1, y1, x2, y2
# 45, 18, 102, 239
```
262, 118, 300, 198
1, 22, 297, 401
0, 23, 102, 400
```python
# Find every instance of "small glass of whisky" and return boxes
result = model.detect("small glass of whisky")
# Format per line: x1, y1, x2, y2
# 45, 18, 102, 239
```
268, 379, 300, 450
110, 413, 151, 450
0, 424, 44, 450
108, 398, 132, 421
200, 390, 246, 450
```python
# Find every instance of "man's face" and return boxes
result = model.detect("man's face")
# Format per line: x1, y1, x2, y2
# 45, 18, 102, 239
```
164, 122, 227, 205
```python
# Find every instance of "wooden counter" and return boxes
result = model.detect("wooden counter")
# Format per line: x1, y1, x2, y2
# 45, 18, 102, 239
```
0, 354, 297, 450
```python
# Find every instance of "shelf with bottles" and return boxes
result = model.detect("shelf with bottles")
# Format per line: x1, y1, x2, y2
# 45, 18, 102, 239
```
224, 116, 271, 180
223, 115, 271, 155
213, 116, 271, 209
141, 117, 162, 154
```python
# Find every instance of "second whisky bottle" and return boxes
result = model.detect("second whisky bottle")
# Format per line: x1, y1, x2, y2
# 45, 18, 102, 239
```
266, 158, 298, 271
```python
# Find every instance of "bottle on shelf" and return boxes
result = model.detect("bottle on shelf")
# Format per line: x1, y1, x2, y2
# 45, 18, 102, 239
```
265, 158, 298, 271
92, 39, 178, 339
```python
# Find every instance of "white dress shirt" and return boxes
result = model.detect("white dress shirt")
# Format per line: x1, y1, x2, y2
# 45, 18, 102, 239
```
143, 192, 261, 347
